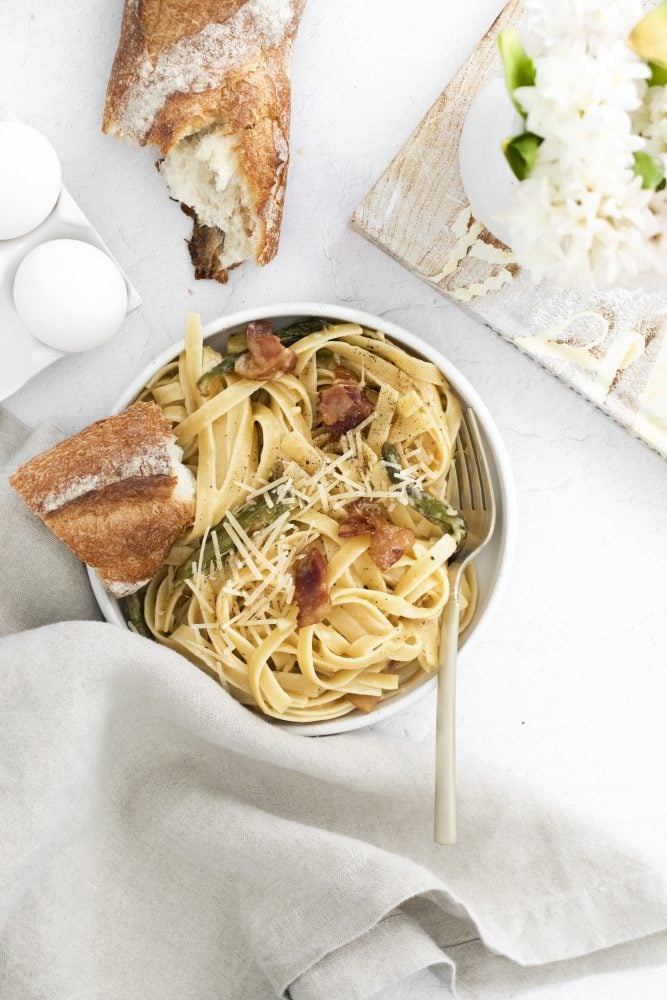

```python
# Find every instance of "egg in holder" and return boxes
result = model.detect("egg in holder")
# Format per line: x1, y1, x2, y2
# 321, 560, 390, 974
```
0, 121, 140, 401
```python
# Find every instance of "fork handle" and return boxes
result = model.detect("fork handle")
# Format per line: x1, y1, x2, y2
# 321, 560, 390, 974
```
434, 591, 460, 845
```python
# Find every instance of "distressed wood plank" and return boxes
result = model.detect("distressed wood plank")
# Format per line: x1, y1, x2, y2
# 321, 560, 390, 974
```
352, 1, 520, 299
351, 0, 667, 459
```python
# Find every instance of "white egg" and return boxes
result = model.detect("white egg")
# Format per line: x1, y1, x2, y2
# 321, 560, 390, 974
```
0, 122, 62, 240
13, 239, 128, 352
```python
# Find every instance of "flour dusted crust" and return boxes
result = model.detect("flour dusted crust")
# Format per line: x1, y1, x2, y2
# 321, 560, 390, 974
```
10, 402, 196, 597
102, 0, 307, 281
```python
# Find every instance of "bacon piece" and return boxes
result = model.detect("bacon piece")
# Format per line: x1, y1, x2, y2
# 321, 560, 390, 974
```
294, 543, 332, 627
339, 500, 415, 571
235, 320, 297, 380
346, 693, 381, 714
333, 365, 359, 383
369, 523, 415, 571
318, 381, 373, 438
338, 499, 382, 538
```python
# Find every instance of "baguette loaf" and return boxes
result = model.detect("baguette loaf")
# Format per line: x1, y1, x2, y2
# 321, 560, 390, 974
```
103, 0, 307, 282
10, 402, 195, 597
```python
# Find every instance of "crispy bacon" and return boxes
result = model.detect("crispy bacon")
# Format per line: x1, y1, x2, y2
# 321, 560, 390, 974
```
294, 543, 332, 627
338, 499, 383, 538
339, 500, 415, 571
369, 523, 415, 571
346, 693, 381, 714
318, 380, 373, 438
333, 365, 359, 383
234, 321, 297, 380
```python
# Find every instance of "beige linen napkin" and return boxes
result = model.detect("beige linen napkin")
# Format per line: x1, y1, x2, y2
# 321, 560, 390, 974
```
1, 414, 667, 1000
0, 412, 101, 636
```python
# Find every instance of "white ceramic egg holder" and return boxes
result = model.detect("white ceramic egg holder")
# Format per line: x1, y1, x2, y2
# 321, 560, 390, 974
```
1, 180, 141, 402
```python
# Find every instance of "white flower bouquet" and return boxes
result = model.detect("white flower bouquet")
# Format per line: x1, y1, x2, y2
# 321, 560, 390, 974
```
499, 0, 667, 288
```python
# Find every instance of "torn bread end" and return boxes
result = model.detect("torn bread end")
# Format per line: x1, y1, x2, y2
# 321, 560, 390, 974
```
10, 402, 196, 598
106, 577, 152, 599
161, 127, 262, 283
167, 439, 196, 507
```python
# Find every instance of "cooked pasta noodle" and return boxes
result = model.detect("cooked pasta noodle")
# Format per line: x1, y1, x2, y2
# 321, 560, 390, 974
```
132, 314, 477, 722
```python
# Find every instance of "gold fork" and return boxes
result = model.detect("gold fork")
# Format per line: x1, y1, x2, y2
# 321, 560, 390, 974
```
434, 408, 497, 845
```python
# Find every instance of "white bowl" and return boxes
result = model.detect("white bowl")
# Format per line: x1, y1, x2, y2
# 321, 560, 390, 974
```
89, 303, 516, 736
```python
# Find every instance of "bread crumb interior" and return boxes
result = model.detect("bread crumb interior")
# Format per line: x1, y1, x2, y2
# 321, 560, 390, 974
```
161, 127, 260, 269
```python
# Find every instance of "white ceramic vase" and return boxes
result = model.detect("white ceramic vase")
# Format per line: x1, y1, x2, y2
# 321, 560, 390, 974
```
459, 79, 665, 290
458, 77, 522, 247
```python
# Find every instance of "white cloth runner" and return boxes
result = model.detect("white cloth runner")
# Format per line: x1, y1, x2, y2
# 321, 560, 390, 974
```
1, 414, 666, 1000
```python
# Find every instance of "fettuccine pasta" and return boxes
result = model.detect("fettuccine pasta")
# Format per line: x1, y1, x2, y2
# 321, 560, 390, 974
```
132, 314, 476, 722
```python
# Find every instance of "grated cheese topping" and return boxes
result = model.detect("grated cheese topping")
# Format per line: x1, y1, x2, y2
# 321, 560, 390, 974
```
183, 448, 405, 634
176, 381, 450, 641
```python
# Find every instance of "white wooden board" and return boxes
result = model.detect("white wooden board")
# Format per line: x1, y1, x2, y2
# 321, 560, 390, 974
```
352, 0, 667, 459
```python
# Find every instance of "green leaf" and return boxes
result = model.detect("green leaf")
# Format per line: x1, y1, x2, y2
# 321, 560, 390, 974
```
498, 28, 536, 118
633, 151, 666, 190
630, 1, 667, 66
502, 132, 543, 181
648, 60, 667, 86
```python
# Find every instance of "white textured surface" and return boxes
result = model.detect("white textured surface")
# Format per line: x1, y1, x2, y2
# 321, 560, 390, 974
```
2, 2, 666, 997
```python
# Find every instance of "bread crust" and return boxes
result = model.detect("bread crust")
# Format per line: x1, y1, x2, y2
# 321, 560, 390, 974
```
10, 402, 195, 597
103, 0, 306, 280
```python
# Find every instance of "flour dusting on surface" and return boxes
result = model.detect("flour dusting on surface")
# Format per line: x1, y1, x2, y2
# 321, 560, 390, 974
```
40, 444, 173, 513
114, 0, 300, 141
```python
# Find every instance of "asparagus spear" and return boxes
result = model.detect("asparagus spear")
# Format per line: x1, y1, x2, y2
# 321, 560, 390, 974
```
197, 319, 326, 392
124, 592, 150, 638
175, 489, 298, 582
381, 443, 467, 547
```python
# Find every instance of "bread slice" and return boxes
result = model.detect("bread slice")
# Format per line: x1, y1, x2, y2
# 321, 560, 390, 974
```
10, 402, 195, 597
102, 0, 307, 283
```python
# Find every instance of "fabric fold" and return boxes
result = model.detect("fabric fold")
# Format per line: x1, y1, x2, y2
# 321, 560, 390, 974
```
290, 911, 453, 1000
0, 411, 101, 636
1, 622, 666, 1000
